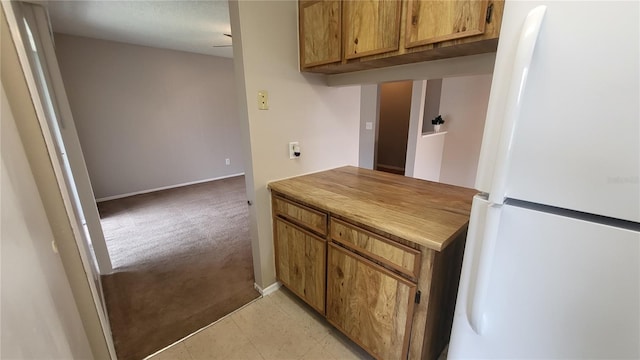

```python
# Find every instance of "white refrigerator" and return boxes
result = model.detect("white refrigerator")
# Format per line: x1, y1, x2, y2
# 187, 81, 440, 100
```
448, 1, 640, 358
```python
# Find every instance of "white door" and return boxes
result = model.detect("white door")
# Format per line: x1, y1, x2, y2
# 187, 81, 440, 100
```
450, 195, 640, 358
4, 2, 116, 356
476, 1, 639, 222
17, 2, 113, 275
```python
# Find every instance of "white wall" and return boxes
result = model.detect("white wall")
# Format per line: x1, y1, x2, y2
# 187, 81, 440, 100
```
54, 34, 245, 199
439, 74, 492, 188
1, 83, 93, 359
230, 0, 361, 287
358, 84, 378, 169
408, 80, 446, 181
409, 75, 492, 185
413, 133, 446, 181
411, 79, 446, 181
421, 79, 443, 133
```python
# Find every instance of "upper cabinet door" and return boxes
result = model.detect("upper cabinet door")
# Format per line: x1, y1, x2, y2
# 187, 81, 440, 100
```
406, 0, 489, 48
299, 0, 342, 68
343, 0, 402, 59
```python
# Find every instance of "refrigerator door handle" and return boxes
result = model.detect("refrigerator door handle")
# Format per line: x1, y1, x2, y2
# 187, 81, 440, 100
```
467, 200, 502, 335
457, 196, 488, 334
488, 5, 547, 205
456, 195, 501, 335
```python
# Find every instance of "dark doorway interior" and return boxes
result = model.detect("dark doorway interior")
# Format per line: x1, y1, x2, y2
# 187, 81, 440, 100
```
375, 81, 413, 175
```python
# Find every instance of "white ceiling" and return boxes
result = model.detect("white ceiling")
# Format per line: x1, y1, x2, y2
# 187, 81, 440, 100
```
44, 0, 233, 58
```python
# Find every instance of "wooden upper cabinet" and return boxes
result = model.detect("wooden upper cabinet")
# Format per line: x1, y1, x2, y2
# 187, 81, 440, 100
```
298, 0, 504, 76
343, 0, 402, 59
299, 0, 342, 68
406, 0, 489, 48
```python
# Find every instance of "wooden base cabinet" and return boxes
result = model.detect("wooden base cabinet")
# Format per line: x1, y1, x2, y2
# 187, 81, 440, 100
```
273, 218, 326, 314
327, 243, 416, 359
270, 178, 471, 360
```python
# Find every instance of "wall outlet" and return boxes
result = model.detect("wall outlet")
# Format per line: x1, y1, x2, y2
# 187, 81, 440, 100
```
365, 122, 373, 130
289, 142, 300, 159
258, 90, 269, 110
225, 158, 230, 165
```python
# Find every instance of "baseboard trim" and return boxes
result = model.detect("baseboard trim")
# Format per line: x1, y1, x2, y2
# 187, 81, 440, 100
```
375, 164, 405, 175
96, 173, 245, 202
254, 282, 281, 296
376, 163, 405, 172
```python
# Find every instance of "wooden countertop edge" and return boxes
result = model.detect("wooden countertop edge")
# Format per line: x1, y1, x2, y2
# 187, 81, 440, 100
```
268, 170, 474, 252
270, 185, 456, 251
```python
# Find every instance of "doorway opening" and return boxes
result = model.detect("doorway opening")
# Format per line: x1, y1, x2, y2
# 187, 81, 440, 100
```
53, 33, 257, 360
409, 75, 492, 187
375, 80, 413, 175
367, 75, 493, 187
11, 1, 260, 359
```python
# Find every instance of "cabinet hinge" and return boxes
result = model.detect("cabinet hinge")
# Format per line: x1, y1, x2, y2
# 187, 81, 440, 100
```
486, 3, 494, 24
415, 290, 421, 304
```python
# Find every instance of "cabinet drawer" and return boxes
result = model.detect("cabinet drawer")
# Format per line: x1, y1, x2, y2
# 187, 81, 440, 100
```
331, 218, 421, 279
273, 195, 327, 236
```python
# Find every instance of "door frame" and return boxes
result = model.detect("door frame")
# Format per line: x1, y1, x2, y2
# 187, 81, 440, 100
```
2, 2, 116, 358
17, 2, 113, 276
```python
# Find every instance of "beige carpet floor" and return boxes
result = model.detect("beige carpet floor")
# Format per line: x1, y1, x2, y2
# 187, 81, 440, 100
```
97, 176, 259, 360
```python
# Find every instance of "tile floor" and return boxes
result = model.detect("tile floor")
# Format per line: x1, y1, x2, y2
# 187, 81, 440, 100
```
147, 287, 373, 360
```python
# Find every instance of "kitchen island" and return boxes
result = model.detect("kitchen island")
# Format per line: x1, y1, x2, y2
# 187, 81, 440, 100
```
268, 166, 476, 360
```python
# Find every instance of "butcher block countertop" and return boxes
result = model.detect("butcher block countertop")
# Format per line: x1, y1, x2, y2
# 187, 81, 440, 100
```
268, 166, 477, 251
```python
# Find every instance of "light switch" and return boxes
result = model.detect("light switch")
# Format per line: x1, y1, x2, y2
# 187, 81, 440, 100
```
365, 122, 373, 130
258, 90, 269, 110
